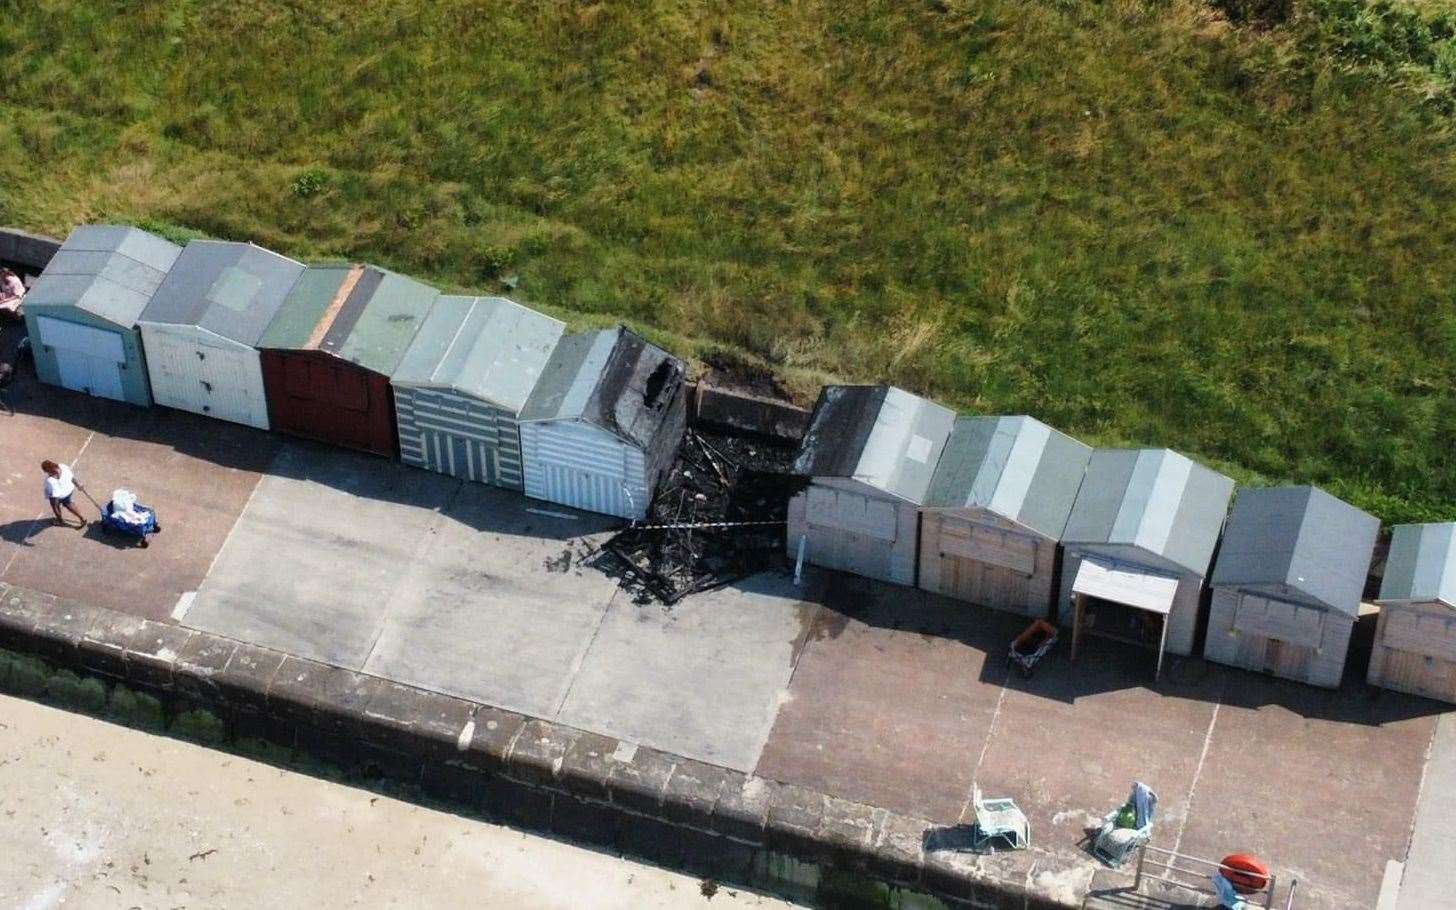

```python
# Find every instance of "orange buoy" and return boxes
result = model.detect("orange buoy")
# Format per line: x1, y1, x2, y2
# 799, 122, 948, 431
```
1220, 854, 1271, 894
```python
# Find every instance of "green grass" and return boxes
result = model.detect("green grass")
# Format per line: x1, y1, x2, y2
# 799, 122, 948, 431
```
2, 0, 1455, 521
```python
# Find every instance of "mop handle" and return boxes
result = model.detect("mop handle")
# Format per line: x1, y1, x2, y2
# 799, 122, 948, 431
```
75, 482, 103, 511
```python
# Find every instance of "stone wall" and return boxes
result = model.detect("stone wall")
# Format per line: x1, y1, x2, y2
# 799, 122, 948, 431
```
0, 581, 1077, 910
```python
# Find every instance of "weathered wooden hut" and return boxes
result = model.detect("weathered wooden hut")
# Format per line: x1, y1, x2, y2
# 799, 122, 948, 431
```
1058, 448, 1235, 677
138, 240, 304, 429
786, 386, 955, 587
918, 415, 1091, 616
1368, 522, 1456, 703
23, 225, 181, 405
259, 264, 439, 456
518, 326, 687, 519
1205, 486, 1378, 688
390, 295, 564, 489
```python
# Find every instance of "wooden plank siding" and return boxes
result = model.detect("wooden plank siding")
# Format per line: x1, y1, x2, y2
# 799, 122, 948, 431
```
1367, 602, 1456, 703
786, 479, 920, 587
1203, 588, 1351, 688
917, 512, 1056, 617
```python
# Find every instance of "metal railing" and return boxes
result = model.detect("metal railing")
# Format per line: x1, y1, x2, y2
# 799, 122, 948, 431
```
1132, 843, 1298, 909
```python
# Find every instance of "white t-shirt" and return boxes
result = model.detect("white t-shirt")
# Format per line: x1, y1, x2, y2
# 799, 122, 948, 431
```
44, 464, 76, 500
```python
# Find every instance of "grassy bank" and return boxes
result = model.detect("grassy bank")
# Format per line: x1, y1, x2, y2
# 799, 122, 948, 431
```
2, 0, 1454, 521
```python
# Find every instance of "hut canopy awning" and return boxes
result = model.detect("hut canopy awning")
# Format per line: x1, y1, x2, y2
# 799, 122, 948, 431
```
24, 225, 181, 328
922, 414, 1091, 539
1072, 557, 1178, 615
792, 385, 955, 505
1211, 485, 1378, 618
1062, 448, 1235, 577
260, 263, 440, 376
1379, 522, 1456, 608
139, 240, 305, 346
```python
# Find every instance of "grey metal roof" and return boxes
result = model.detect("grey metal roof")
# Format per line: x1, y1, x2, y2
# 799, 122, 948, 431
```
392, 295, 565, 413
1211, 486, 1379, 617
1379, 523, 1456, 608
793, 385, 955, 505
923, 415, 1092, 539
518, 326, 686, 451
138, 240, 304, 346
23, 225, 181, 327
1062, 448, 1235, 576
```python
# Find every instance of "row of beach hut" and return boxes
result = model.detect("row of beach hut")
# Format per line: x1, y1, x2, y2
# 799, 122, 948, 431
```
786, 385, 1456, 700
21, 226, 686, 520
21, 225, 1456, 701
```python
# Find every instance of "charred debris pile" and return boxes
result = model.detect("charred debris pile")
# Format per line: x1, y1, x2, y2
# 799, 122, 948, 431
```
598, 429, 805, 605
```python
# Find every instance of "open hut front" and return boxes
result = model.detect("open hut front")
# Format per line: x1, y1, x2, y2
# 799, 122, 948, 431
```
23, 225, 181, 406
137, 241, 304, 429
1058, 448, 1235, 678
918, 416, 1091, 617
786, 386, 955, 587
259, 264, 439, 456
1369, 523, 1456, 703
391, 295, 564, 490
518, 327, 686, 519
1204, 486, 1377, 688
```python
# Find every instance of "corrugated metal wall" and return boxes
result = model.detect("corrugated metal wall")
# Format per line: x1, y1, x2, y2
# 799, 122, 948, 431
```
520, 420, 647, 520
140, 324, 270, 428
395, 387, 524, 489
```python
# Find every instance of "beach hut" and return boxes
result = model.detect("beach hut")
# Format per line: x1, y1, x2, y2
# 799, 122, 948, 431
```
1058, 449, 1235, 677
518, 324, 687, 518
258, 264, 439, 456
786, 385, 955, 587
1368, 523, 1456, 703
138, 240, 304, 429
22, 225, 180, 405
391, 295, 564, 489
1204, 486, 1378, 688
517, 327, 687, 519
918, 416, 1091, 616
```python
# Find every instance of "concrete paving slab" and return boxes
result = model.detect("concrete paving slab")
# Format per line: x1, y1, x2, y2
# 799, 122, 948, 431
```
1398, 713, 1456, 910
1, 367, 275, 619
755, 574, 1025, 822
1174, 674, 1436, 910
362, 481, 621, 718
184, 444, 457, 664
556, 572, 819, 772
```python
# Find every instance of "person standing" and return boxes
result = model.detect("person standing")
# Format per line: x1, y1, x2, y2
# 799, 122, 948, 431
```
41, 460, 87, 528
0, 361, 13, 416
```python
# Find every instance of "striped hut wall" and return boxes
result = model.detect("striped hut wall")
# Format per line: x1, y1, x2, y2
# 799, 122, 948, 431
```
394, 387, 525, 490
520, 419, 649, 520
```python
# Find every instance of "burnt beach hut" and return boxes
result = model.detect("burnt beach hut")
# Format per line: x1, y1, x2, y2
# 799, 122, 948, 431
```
137, 240, 304, 429
258, 264, 440, 456
390, 295, 564, 489
786, 386, 955, 587
1369, 522, 1456, 703
22, 225, 181, 405
918, 416, 1091, 617
1204, 486, 1379, 688
517, 327, 688, 520
1058, 448, 1235, 678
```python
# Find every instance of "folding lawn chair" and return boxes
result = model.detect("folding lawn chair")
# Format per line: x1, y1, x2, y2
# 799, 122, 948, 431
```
971, 784, 1030, 852
1092, 781, 1157, 867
